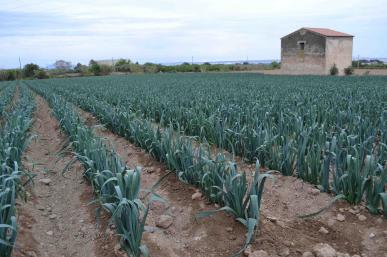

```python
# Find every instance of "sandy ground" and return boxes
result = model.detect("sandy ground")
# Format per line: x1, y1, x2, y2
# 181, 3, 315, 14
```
12, 94, 387, 257
12, 95, 101, 257
353, 69, 387, 76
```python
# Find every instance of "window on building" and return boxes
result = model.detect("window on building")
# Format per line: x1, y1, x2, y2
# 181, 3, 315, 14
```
298, 41, 306, 50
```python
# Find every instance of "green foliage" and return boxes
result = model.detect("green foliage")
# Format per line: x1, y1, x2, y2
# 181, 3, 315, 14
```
74, 63, 89, 74
22, 63, 40, 78
353, 59, 387, 69
0, 70, 17, 81
100, 65, 112, 75
330, 64, 339, 75
344, 66, 354, 75
0, 85, 35, 257
89, 63, 102, 76
115, 59, 132, 66
34, 69, 49, 79
271, 61, 280, 69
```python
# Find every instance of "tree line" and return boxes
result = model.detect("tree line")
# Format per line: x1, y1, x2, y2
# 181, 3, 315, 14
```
1, 59, 281, 81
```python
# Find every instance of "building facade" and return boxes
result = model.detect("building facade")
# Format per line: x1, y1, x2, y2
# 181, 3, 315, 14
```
281, 28, 353, 75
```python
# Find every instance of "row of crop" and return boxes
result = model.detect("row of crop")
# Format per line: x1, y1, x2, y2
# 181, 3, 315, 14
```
27, 81, 271, 256
0, 83, 16, 119
0, 85, 35, 257
28, 84, 154, 257
48, 81, 387, 218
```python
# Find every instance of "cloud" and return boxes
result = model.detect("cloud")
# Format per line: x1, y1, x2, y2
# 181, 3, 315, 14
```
0, 0, 386, 68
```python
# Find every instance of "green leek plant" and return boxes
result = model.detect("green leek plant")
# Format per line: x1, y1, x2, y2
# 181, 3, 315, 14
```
0, 85, 35, 257
197, 161, 271, 256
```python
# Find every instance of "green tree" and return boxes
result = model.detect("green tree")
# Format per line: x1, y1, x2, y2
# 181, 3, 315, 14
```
89, 62, 102, 75
115, 59, 131, 66
23, 63, 40, 78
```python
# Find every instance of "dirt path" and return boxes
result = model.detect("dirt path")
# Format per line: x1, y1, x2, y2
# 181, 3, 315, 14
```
12, 95, 101, 257
80, 108, 387, 257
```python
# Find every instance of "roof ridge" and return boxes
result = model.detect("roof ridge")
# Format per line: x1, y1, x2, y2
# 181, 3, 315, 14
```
303, 27, 353, 37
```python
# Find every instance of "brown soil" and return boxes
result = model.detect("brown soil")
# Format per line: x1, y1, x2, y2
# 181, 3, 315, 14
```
12, 95, 103, 257
79, 108, 387, 257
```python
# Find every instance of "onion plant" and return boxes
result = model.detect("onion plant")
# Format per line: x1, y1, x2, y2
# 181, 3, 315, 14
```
0, 84, 35, 257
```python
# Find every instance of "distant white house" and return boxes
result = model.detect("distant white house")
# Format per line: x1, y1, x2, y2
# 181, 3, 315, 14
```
54, 60, 72, 70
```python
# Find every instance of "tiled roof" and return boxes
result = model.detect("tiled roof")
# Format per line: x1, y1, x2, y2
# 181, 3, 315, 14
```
304, 28, 353, 37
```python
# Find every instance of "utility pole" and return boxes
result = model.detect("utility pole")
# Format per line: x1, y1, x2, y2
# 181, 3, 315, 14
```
191, 56, 193, 65
18, 56, 22, 80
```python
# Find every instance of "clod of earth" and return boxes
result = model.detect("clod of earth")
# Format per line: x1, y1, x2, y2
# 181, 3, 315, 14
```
313, 243, 337, 257
156, 215, 173, 229
39, 178, 51, 185
336, 214, 346, 222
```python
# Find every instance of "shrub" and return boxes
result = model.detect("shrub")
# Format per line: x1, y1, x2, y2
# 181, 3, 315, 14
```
74, 63, 89, 74
34, 69, 49, 79
271, 61, 280, 69
0, 70, 17, 81
89, 63, 102, 76
100, 65, 112, 75
330, 64, 338, 76
115, 59, 131, 67
344, 66, 354, 75
116, 63, 131, 72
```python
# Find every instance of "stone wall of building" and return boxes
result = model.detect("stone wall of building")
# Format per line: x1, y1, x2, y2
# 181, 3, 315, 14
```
325, 37, 353, 75
281, 29, 326, 75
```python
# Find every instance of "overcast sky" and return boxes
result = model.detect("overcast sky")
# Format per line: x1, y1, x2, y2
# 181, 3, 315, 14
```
1, 0, 386, 68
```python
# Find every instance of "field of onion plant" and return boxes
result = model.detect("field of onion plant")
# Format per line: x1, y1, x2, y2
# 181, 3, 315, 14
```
1, 73, 386, 257
28, 74, 387, 219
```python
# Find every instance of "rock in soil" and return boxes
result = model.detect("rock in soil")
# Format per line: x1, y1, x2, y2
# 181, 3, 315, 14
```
302, 252, 314, 257
336, 214, 345, 222
26, 251, 38, 257
156, 214, 173, 229
39, 178, 51, 185
318, 226, 329, 234
311, 188, 320, 195
144, 226, 157, 233
191, 191, 202, 200
279, 247, 290, 256
357, 214, 367, 221
336, 252, 351, 257
243, 245, 252, 256
313, 243, 336, 257
48, 214, 57, 220
250, 250, 269, 257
